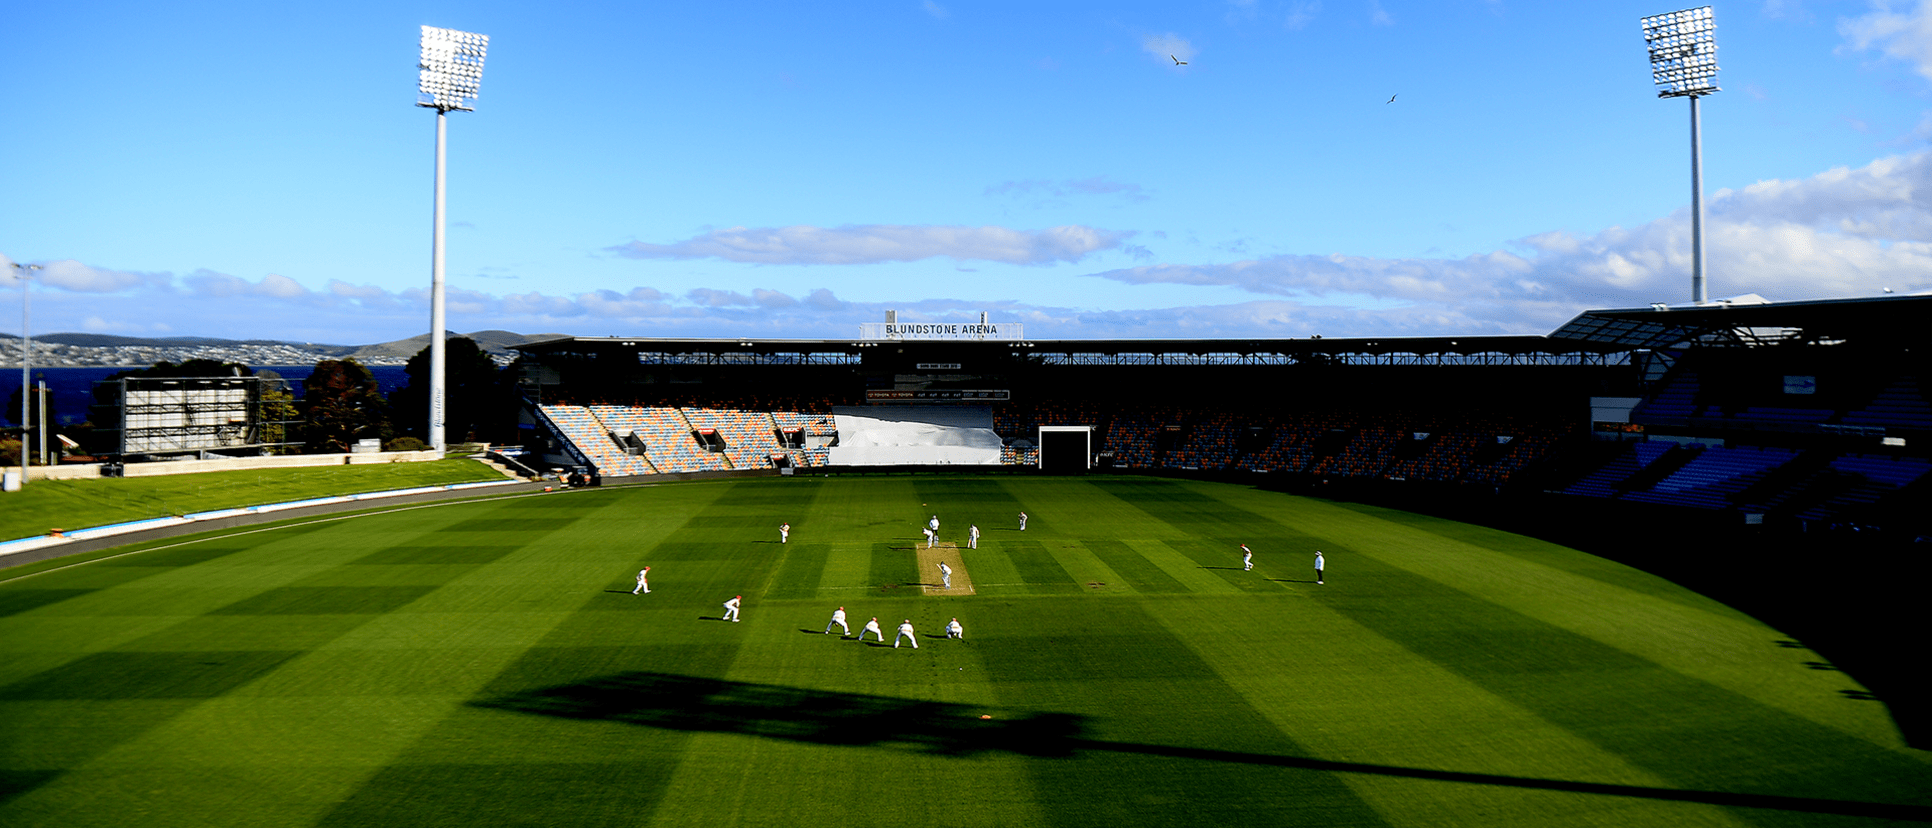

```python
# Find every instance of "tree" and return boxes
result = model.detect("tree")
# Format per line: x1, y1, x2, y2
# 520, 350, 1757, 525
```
389, 337, 511, 445
5, 376, 56, 430
301, 359, 392, 454
255, 370, 301, 454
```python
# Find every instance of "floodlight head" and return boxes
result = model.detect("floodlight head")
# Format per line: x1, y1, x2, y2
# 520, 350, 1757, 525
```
418, 25, 489, 111
1641, 6, 1718, 98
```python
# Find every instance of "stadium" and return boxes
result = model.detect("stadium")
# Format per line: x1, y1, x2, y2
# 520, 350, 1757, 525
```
3, 293, 1928, 827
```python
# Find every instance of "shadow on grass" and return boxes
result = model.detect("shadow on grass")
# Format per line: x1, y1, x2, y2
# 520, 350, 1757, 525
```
471, 670, 1077, 757
470, 671, 1932, 822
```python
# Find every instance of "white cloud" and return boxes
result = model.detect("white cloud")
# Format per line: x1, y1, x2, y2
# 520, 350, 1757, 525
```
1368, 0, 1394, 26
1841, 0, 1932, 83
1082, 150, 1932, 331
921, 0, 948, 20
19, 152, 1932, 343
1142, 33, 1195, 65
3, 259, 161, 293
1285, 1, 1322, 30
609, 224, 1134, 265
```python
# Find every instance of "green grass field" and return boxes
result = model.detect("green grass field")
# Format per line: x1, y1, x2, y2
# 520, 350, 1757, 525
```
1, 475, 1925, 827
0, 460, 505, 542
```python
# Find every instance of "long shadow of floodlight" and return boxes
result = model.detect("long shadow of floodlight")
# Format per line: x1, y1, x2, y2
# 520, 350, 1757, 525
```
469, 671, 1930, 822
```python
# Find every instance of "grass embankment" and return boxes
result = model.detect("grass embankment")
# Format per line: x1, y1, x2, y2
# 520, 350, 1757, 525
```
0, 459, 503, 541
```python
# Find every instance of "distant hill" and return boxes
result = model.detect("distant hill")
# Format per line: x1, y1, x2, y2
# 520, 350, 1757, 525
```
7, 330, 564, 355
347, 330, 571, 361
28, 333, 359, 354
1, 330, 570, 368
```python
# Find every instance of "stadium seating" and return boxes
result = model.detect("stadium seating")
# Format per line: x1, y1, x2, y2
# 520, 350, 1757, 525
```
1792, 453, 1932, 520
684, 408, 788, 470
537, 405, 655, 476
1842, 377, 1932, 430
1622, 445, 1799, 510
1563, 441, 1675, 498
589, 406, 728, 474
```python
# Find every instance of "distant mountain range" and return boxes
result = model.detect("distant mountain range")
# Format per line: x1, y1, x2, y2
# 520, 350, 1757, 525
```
0, 330, 571, 368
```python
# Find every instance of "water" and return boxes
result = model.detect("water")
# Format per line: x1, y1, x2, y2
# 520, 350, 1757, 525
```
10, 365, 413, 427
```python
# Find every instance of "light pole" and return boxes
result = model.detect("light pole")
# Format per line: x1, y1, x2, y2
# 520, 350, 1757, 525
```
417, 25, 489, 452
10, 262, 40, 486
1642, 6, 1720, 305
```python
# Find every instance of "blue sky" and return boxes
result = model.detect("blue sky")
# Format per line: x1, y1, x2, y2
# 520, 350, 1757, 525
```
5, 0, 1932, 345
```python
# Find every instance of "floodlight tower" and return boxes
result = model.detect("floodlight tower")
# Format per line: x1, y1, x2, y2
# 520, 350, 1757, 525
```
416, 25, 489, 452
10, 262, 41, 488
1642, 6, 1720, 305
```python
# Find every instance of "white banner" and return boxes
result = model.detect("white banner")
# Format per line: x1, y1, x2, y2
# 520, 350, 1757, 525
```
859, 322, 1023, 341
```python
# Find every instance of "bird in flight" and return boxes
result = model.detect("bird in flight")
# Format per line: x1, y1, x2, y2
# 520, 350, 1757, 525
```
1171, 54, 1187, 65
1387, 94, 1398, 104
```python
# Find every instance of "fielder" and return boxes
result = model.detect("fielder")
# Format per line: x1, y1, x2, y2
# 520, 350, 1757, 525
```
632, 566, 651, 594
938, 561, 953, 589
1315, 551, 1325, 585
1242, 544, 1253, 571
722, 595, 742, 622
1018, 511, 1028, 530
824, 606, 849, 635
969, 524, 980, 549
858, 616, 885, 642
780, 523, 790, 544
946, 617, 963, 639
894, 619, 919, 649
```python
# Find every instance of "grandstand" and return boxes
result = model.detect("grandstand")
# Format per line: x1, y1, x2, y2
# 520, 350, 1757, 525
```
511, 294, 1932, 534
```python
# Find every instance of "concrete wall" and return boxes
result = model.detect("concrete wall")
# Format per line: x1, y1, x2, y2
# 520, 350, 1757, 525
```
25, 450, 443, 481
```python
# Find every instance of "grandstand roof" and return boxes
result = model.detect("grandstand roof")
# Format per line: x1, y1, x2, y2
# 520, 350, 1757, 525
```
510, 332, 1620, 367
509, 294, 1928, 367
1549, 293, 1932, 350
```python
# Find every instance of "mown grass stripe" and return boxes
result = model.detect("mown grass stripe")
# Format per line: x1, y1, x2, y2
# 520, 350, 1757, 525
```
0, 589, 95, 618
766, 543, 830, 600
1084, 539, 1190, 593
1163, 538, 1288, 592
816, 543, 874, 594
1316, 552, 1923, 816
870, 541, 920, 590
1003, 539, 1081, 593
978, 601, 1396, 828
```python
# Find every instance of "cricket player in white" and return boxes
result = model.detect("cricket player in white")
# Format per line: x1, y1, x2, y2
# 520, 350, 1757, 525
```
1018, 511, 1028, 530
938, 562, 953, 589
1315, 551, 1324, 584
1242, 544, 1253, 571
722, 595, 742, 622
780, 523, 790, 544
894, 619, 919, 648
946, 617, 963, 639
632, 566, 651, 594
969, 525, 980, 549
924, 526, 936, 548
824, 606, 848, 635
858, 617, 884, 642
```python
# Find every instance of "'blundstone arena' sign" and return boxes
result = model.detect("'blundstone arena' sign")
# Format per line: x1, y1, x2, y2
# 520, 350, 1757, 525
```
858, 322, 1024, 341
